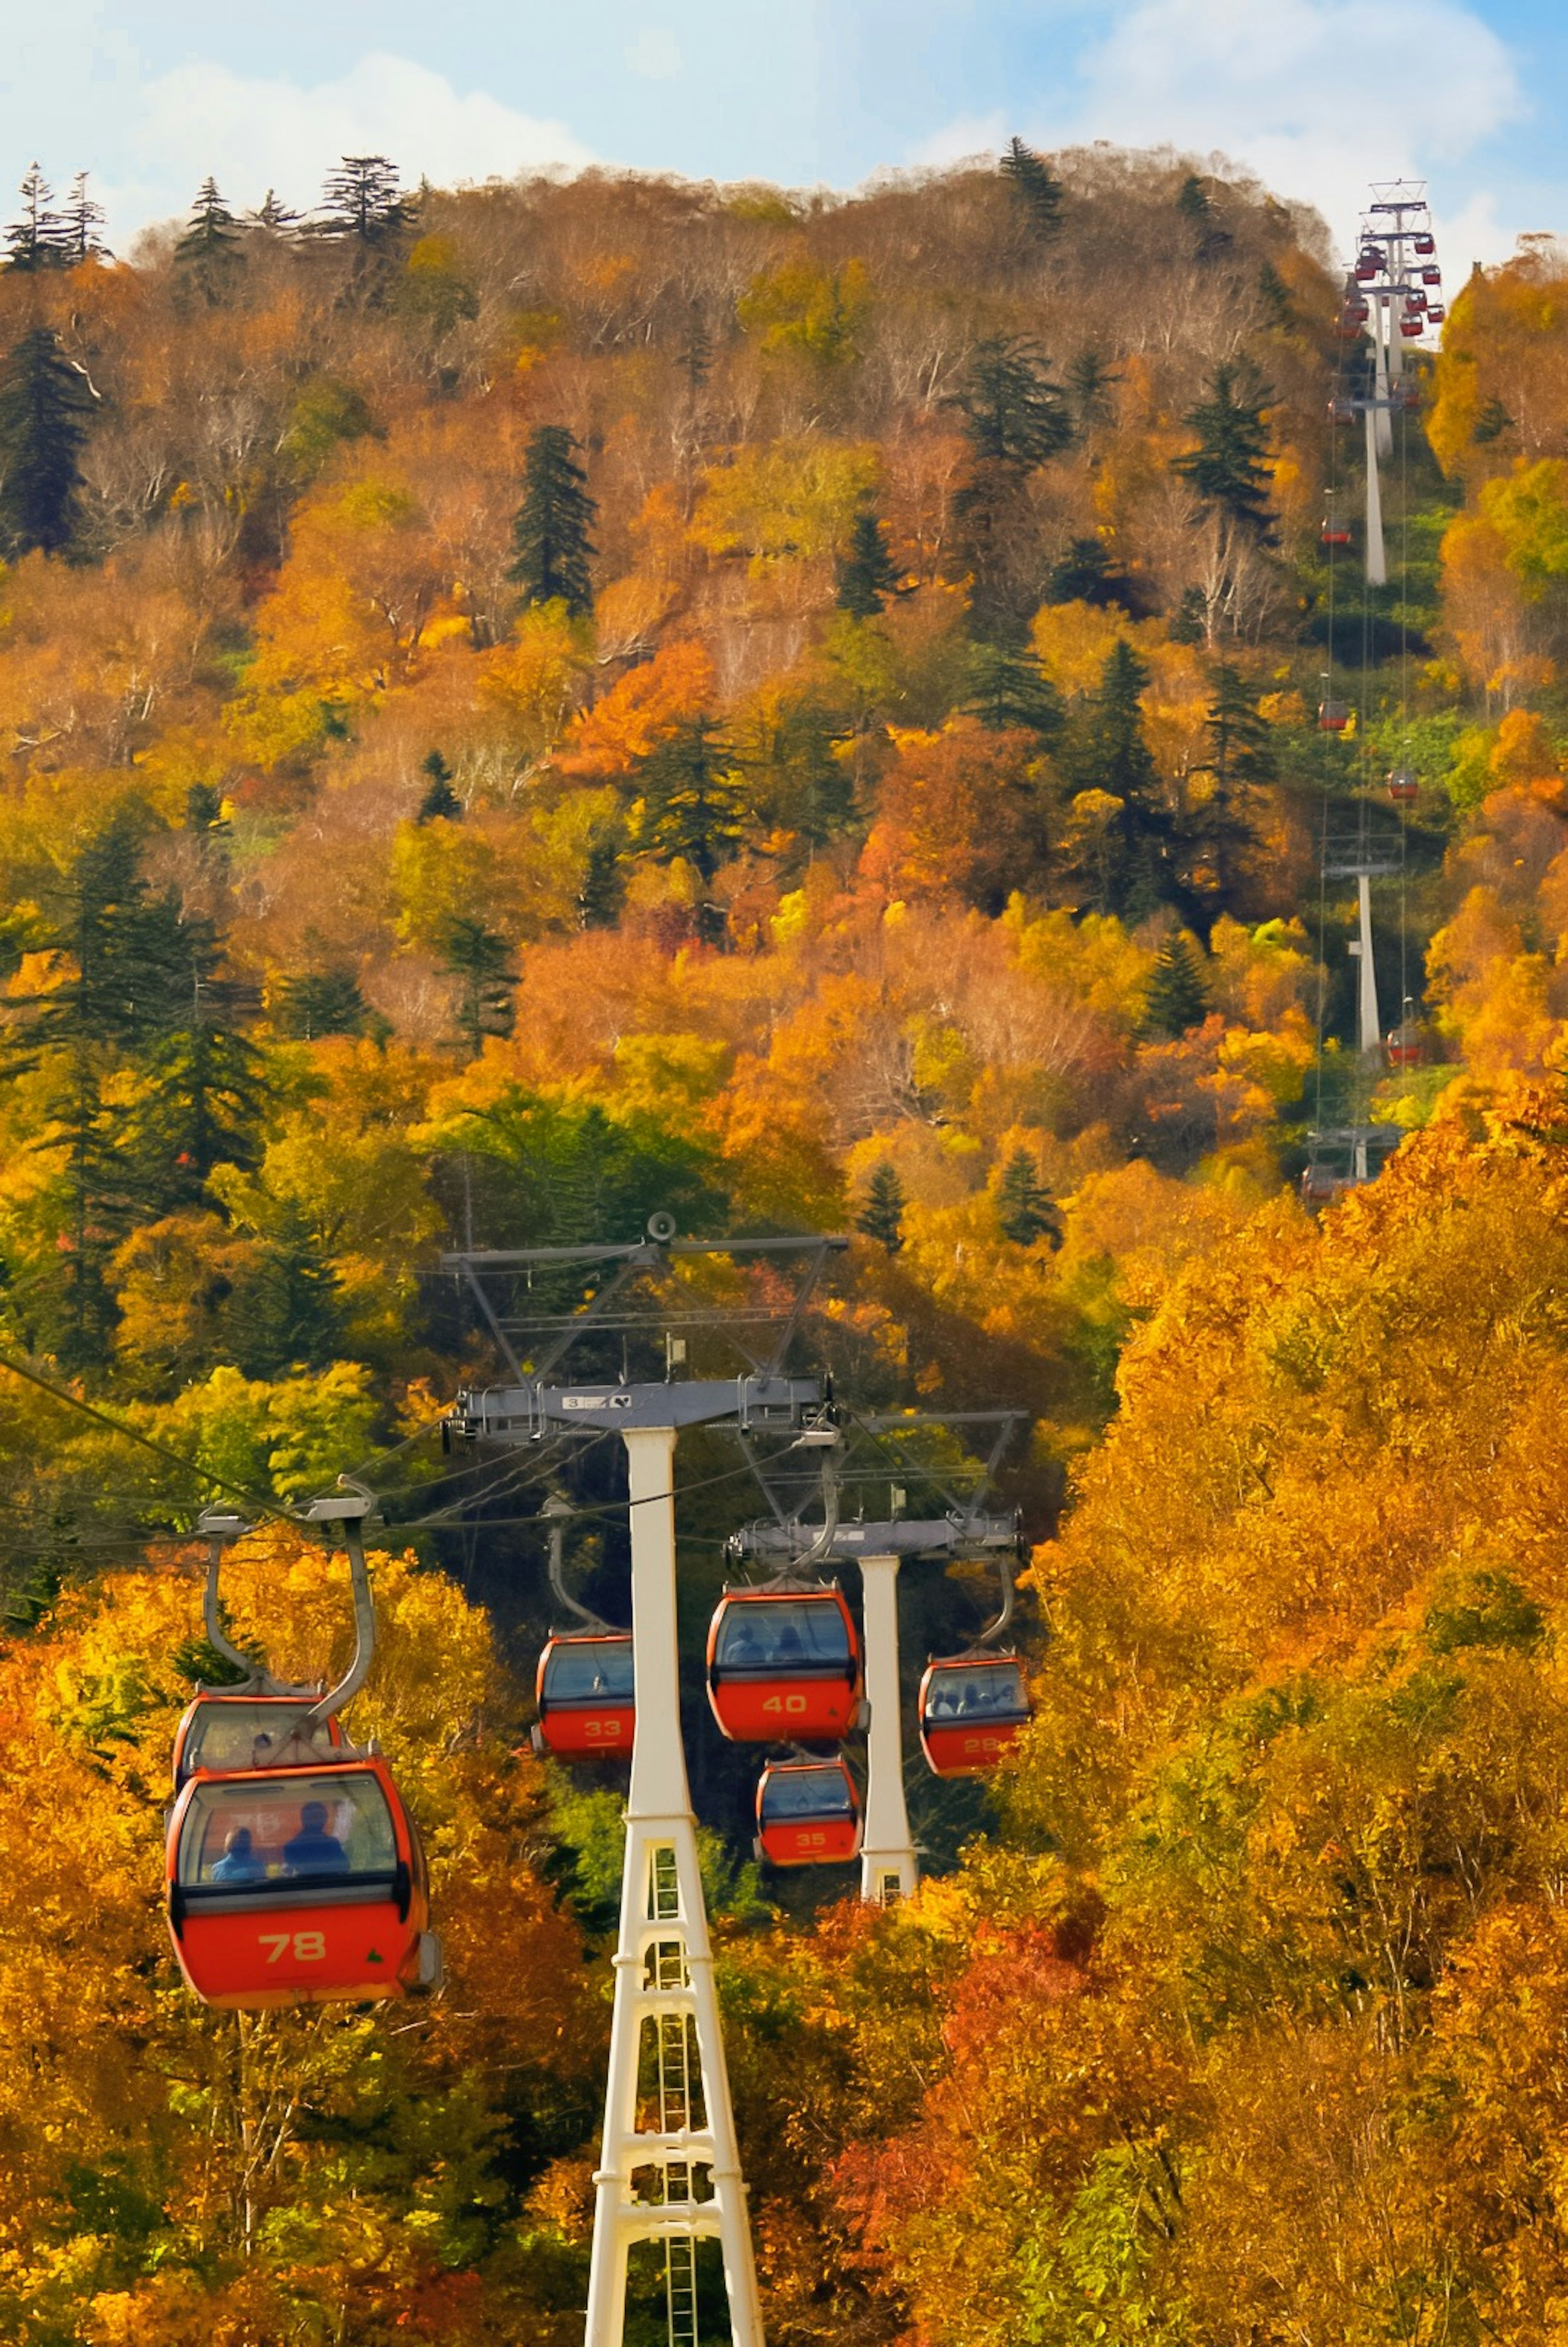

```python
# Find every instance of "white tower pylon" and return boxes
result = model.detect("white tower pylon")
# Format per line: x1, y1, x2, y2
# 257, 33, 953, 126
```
856, 1553, 918, 1904
1363, 399, 1388, 587
1352, 872, 1381, 1055
585, 1423, 765, 2347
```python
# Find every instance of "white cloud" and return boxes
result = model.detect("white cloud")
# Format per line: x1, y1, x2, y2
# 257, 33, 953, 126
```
108, 50, 595, 229
919, 0, 1524, 266
625, 28, 684, 82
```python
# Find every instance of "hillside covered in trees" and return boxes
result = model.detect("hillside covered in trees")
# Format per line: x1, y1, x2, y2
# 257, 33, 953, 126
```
5, 139, 1568, 2341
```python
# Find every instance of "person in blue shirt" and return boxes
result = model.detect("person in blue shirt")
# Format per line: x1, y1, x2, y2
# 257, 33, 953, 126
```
282, 1800, 350, 1876
210, 1826, 266, 1885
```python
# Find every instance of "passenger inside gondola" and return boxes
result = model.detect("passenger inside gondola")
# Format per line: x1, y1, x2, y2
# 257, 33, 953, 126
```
543, 1641, 635, 1701
926, 1664, 1027, 1718
210, 1828, 265, 1885
714, 1601, 850, 1671
178, 1772, 397, 1892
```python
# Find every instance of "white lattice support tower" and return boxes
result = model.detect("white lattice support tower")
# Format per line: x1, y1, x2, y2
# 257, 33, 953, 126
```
1363, 397, 1388, 588
585, 1423, 765, 2347
857, 1553, 918, 1904
1372, 288, 1394, 462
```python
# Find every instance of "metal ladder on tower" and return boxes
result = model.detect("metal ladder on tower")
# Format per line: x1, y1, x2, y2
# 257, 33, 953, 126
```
651, 1863, 701, 2347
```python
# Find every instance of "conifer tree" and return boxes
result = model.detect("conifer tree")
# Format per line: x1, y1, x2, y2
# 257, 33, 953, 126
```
1178, 172, 1232, 260
226, 1207, 343, 1377
316, 156, 407, 245
1001, 137, 1064, 241
1140, 932, 1210, 1038
1182, 663, 1274, 919
1175, 364, 1274, 536
415, 749, 462, 823
1066, 349, 1117, 435
508, 425, 596, 615
60, 173, 107, 266
857, 1161, 905, 1251
997, 1149, 1062, 1247
1048, 535, 1138, 612
1064, 640, 1180, 918
962, 640, 1063, 740
121, 899, 270, 1214
250, 189, 300, 238
949, 337, 1073, 468
0, 326, 94, 555
637, 718, 746, 889
836, 504, 899, 618
174, 178, 242, 303
681, 303, 713, 393
273, 968, 370, 1042
3, 165, 67, 272
437, 916, 517, 1057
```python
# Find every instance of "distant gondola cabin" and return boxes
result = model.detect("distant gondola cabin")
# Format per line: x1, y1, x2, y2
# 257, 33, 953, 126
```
706, 1587, 862, 1743
533, 1632, 635, 1758
755, 1759, 862, 1866
918, 1657, 1031, 1778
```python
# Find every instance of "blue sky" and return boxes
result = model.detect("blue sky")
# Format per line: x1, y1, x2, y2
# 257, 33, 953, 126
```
0, 0, 1561, 270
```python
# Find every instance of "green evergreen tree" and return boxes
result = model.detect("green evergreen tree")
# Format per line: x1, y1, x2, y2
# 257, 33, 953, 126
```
416, 749, 462, 823
1174, 363, 1274, 536
184, 781, 228, 836
1256, 260, 1294, 330
949, 336, 1073, 468
836, 504, 899, 618
1064, 640, 1180, 919
681, 303, 713, 393
7, 819, 162, 1368
1000, 136, 1064, 241
272, 968, 371, 1042
316, 156, 407, 245
508, 425, 597, 615
1048, 535, 1138, 611
249, 190, 301, 239
437, 916, 517, 1057
227, 1209, 344, 1379
1177, 173, 1231, 260
3, 165, 68, 272
1169, 586, 1207, 645
1140, 932, 1211, 1039
1066, 350, 1118, 435
174, 178, 242, 305
997, 1149, 1062, 1247
962, 640, 1063, 740
857, 1161, 906, 1252
636, 718, 746, 888
0, 326, 94, 555
120, 899, 270, 1214
1181, 663, 1274, 921
60, 174, 107, 267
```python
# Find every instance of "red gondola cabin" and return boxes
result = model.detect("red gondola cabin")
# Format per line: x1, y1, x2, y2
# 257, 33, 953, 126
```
1320, 518, 1352, 549
1318, 699, 1350, 733
1386, 767, 1419, 803
706, 1587, 862, 1743
532, 1632, 635, 1758
171, 1693, 343, 1791
918, 1657, 1031, 1777
1422, 265, 1441, 286
1400, 309, 1424, 339
1386, 1014, 1425, 1070
167, 1756, 437, 2009
755, 1760, 862, 1866
1414, 232, 1435, 256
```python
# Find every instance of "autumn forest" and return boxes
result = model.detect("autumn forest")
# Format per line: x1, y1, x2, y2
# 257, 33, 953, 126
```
4, 136, 1568, 2343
